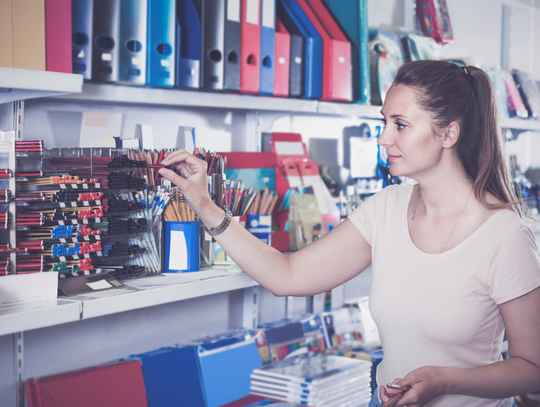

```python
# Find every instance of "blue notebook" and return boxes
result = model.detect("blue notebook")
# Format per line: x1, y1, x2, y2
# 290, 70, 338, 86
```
147, 0, 176, 87
197, 332, 263, 407
277, 0, 322, 99
259, 0, 276, 95
322, 0, 370, 104
71, 0, 94, 80
119, 0, 147, 85
130, 346, 206, 407
176, 0, 202, 89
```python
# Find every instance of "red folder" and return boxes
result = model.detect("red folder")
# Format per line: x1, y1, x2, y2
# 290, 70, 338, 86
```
45, 0, 72, 73
296, 0, 352, 101
274, 18, 291, 97
240, 0, 261, 94
25, 361, 148, 407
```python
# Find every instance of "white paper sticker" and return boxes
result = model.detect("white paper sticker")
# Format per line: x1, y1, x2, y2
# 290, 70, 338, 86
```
279, 57, 286, 64
132, 57, 141, 66
262, 0, 275, 28
60, 238, 66, 243
83, 184, 88, 189
78, 50, 85, 58
168, 230, 188, 270
59, 203, 66, 208
101, 53, 112, 61
60, 184, 66, 189
59, 221, 64, 225
274, 141, 305, 156
87, 279, 113, 290
96, 200, 101, 205
83, 201, 89, 206
246, 0, 260, 25
71, 202, 77, 207
83, 236, 89, 241
73, 255, 79, 259
161, 59, 170, 67
339, 56, 346, 63
227, 0, 241, 22
295, 57, 302, 64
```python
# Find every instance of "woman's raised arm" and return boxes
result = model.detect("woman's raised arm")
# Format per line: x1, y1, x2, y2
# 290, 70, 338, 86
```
160, 149, 371, 297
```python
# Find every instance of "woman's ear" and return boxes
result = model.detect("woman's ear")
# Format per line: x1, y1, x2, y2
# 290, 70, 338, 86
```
442, 122, 460, 149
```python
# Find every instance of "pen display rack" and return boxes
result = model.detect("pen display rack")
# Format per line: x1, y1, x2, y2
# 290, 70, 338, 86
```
2, 145, 163, 279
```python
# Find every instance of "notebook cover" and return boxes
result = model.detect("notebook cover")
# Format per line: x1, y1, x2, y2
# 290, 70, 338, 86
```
132, 346, 206, 407
71, 0, 93, 79
26, 361, 148, 407
13, 0, 46, 71
118, 0, 147, 85
0, 0, 13, 68
45, 0, 72, 73
197, 334, 263, 407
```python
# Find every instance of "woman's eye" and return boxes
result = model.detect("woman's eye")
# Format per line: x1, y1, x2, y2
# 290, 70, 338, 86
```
396, 122, 406, 130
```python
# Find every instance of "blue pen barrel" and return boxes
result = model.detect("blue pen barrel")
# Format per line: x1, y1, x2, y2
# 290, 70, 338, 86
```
246, 215, 272, 245
163, 221, 200, 272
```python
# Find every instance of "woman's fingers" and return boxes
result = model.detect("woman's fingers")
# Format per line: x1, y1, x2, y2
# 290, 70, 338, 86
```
158, 168, 190, 190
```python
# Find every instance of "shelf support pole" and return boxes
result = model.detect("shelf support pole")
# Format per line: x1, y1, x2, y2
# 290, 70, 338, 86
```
14, 331, 24, 407
242, 286, 259, 329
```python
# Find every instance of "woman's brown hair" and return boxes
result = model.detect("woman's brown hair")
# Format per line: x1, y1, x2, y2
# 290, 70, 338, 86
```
393, 60, 521, 216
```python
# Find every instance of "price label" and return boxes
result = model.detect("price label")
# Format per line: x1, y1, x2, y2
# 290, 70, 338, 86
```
96, 200, 101, 205
83, 236, 89, 241
83, 201, 89, 206
59, 256, 66, 262
59, 220, 65, 225
59, 203, 66, 208
59, 238, 66, 243
71, 202, 77, 207
72, 184, 78, 189
83, 184, 88, 190
73, 255, 79, 259
60, 184, 66, 189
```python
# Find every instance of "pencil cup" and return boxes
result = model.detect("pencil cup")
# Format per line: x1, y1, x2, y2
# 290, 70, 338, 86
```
163, 221, 200, 272
246, 214, 271, 245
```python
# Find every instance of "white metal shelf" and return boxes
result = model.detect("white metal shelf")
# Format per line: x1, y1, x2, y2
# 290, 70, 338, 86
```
52, 83, 319, 113
0, 68, 83, 104
502, 118, 540, 132
0, 270, 258, 336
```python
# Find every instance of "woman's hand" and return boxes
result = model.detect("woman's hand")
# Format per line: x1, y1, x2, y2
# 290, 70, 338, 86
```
380, 366, 450, 407
158, 148, 212, 214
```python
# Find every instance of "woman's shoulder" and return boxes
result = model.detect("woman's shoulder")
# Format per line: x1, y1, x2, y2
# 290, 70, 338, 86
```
482, 209, 534, 244
370, 184, 414, 206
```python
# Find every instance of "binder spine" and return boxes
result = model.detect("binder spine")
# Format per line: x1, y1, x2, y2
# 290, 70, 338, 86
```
240, 0, 261, 94
147, 0, 176, 88
46, 0, 72, 73
91, 0, 120, 83
259, 0, 276, 95
119, 0, 147, 85
175, 0, 202, 89
201, 0, 226, 90
223, 0, 242, 92
72, 0, 93, 80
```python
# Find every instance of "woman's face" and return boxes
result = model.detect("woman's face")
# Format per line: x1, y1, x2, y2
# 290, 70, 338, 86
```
378, 84, 444, 180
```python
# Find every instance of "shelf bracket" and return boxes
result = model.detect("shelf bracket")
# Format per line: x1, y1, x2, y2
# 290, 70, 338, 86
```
286, 296, 294, 319
14, 331, 24, 407
242, 286, 259, 329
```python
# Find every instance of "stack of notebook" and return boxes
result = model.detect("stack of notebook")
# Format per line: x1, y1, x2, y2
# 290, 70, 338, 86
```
250, 353, 372, 407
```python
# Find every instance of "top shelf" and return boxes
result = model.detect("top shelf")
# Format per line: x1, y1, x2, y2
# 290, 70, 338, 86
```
0, 68, 83, 104
49, 83, 540, 132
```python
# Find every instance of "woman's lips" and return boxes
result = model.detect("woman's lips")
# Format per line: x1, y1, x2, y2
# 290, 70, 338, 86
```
388, 154, 401, 162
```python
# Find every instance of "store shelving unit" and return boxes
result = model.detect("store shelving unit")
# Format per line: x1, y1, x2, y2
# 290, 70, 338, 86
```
1, 67, 540, 407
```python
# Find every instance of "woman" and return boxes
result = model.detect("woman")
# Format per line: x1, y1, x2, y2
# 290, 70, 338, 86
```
159, 60, 540, 407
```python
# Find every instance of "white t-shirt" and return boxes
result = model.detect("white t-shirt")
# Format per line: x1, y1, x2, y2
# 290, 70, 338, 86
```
348, 184, 540, 407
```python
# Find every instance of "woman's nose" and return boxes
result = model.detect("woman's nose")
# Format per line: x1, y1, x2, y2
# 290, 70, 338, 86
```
377, 126, 392, 147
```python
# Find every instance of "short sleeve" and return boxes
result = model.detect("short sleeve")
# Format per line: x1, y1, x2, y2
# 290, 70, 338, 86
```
347, 189, 383, 246
488, 226, 540, 304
